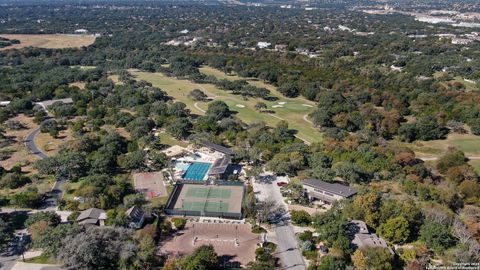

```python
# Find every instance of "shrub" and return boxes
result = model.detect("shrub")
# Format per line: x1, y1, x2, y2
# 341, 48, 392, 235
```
171, 217, 187, 230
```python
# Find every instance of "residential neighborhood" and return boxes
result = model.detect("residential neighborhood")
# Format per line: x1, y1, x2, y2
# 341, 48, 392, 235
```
0, 0, 479, 269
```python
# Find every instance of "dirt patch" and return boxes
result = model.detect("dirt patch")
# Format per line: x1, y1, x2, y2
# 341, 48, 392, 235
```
0, 34, 96, 50
34, 128, 74, 156
159, 222, 259, 267
0, 115, 39, 172
69, 82, 86, 90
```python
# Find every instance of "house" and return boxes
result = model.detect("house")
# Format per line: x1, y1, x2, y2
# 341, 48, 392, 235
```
74, 29, 88, 34
302, 179, 357, 205
257, 42, 271, 49
348, 220, 394, 254
125, 206, 145, 229
76, 208, 107, 226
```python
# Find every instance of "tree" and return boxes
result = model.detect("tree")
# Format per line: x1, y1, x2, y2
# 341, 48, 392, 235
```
166, 117, 191, 139
290, 210, 311, 226
255, 102, 267, 111
176, 245, 220, 270
377, 216, 410, 244
256, 200, 287, 224
26, 211, 61, 228
278, 82, 299, 98
436, 148, 467, 174
0, 173, 31, 189
317, 255, 347, 270
352, 247, 394, 270
245, 260, 275, 270
189, 89, 208, 101
119, 150, 147, 172
419, 220, 457, 254
57, 226, 133, 270
171, 218, 187, 230
32, 223, 80, 257
29, 220, 52, 241
206, 100, 231, 121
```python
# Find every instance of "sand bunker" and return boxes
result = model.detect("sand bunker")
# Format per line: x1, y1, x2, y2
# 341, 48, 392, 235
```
272, 105, 283, 108
278, 102, 287, 105
302, 104, 314, 107
236, 104, 246, 108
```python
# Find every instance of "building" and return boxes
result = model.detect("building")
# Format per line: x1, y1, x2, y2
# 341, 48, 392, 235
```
74, 29, 88, 34
125, 206, 145, 229
208, 155, 231, 180
348, 220, 393, 254
201, 141, 235, 156
76, 208, 107, 226
162, 145, 188, 158
302, 179, 357, 205
257, 42, 271, 49
164, 182, 244, 219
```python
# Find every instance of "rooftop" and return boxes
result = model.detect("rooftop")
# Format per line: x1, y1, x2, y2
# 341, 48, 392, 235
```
201, 141, 235, 155
208, 155, 231, 175
303, 179, 357, 198
77, 208, 106, 222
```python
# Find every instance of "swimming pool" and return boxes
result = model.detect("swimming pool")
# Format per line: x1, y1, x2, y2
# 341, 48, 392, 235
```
182, 162, 211, 181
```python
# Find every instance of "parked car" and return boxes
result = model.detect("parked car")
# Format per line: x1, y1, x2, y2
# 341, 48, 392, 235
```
277, 182, 288, 187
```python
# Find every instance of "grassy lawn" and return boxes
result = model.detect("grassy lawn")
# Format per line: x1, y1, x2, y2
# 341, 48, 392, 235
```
130, 68, 322, 144
469, 160, 480, 174
392, 133, 480, 158
0, 34, 95, 50
25, 254, 56, 264
35, 128, 74, 156
158, 132, 188, 147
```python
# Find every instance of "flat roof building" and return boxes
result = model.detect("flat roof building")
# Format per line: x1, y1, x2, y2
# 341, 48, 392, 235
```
201, 141, 235, 156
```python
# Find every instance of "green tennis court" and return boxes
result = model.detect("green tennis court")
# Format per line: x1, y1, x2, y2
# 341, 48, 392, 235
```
182, 201, 230, 212
186, 187, 232, 199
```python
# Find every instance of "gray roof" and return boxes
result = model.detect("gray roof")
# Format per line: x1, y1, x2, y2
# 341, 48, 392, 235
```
208, 155, 231, 175
201, 141, 235, 155
349, 220, 369, 235
125, 206, 144, 223
352, 233, 393, 254
77, 208, 106, 222
303, 179, 357, 198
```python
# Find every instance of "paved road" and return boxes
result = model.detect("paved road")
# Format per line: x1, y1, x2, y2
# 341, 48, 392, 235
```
24, 127, 48, 159
0, 230, 28, 270
252, 175, 306, 270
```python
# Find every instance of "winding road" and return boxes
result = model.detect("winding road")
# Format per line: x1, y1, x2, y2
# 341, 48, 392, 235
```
24, 127, 48, 159
23, 124, 65, 210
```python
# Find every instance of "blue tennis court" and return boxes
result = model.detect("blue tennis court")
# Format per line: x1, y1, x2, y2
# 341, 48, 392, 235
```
182, 162, 211, 181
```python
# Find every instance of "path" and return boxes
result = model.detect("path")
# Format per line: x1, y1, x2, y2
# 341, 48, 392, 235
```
24, 127, 47, 159
419, 156, 480, 161
303, 114, 313, 125
23, 123, 64, 210
195, 83, 312, 145
252, 175, 306, 270
193, 102, 206, 113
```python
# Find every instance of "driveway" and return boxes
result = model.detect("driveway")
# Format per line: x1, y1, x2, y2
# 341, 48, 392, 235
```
24, 125, 65, 209
252, 174, 306, 270
24, 127, 47, 159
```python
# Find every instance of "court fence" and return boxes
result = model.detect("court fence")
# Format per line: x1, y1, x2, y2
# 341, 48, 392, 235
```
164, 181, 244, 219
